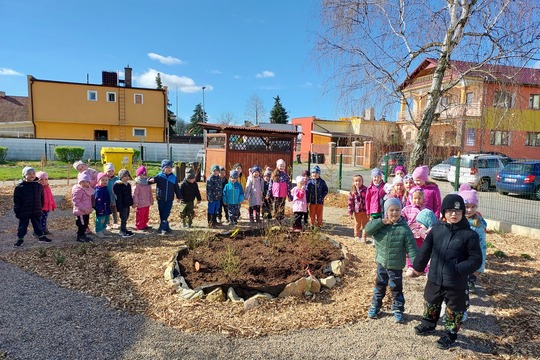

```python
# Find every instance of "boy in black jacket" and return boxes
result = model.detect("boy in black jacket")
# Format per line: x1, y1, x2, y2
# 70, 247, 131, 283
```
179, 169, 202, 228
113, 169, 134, 238
13, 166, 51, 247
413, 194, 482, 350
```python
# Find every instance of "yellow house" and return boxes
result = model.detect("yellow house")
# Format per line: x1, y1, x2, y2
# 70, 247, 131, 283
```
28, 67, 167, 142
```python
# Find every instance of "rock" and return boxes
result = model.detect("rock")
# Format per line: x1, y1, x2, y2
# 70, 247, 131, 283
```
251, 293, 273, 301
227, 287, 244, 303
330, 260, 344, 276
171, 276, 189, 290
320, 276, 337, 289
178, 288, 204, 300
244, 297, 259, 310
278, 277, 308, 298
163, 261, 178, 282
206, 287, 226, 302
308, 276, 321, 293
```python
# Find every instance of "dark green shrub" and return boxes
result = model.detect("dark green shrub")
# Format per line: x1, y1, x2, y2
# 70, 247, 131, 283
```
133, 149, 141, 162
54, 146, 85, 163
0, 146, 7, 161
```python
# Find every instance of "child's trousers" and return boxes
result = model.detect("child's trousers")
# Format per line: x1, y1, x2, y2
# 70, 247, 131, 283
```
293, 212, 307, 229
118, 207, 130, 233
273, 197, 286, 220
309, 204, 324, 227
371, 263, 405, 312
135, 206, 150, 230
420, 280, 468, 334
40, 211, 50, 233
76, 214, 90, 237
17, 216, 43, 239
180, 201, 195, 225
95, 214, 110, 233
227, 204, 240, 224
353, 211, 369, 237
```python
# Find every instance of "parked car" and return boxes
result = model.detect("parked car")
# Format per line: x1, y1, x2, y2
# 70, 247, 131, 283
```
379, 151, 407, 176
430, 156, 457, 181
496, 161, 540, 200
446, 154, 511, 191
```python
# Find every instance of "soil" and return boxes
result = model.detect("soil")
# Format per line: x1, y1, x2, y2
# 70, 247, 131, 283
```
177, 228, 343, 295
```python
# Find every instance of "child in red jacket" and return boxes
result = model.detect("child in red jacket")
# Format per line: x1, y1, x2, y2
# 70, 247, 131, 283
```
36, 171, 56, 236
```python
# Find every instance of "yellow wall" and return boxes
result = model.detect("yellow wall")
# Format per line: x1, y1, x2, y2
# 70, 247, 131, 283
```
313, 134, 331, 144
468, 108, 540, 131
29, 77, 167, 141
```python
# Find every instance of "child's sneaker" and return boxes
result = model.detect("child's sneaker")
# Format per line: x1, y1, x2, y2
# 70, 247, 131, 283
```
95, 232, 105, 239
38, 236, 52, 243
414, 323, 436, 336
393, 311, 405, 323
76, 236, 86, 243
112, 224, 120, 229
468, 281, 476, 293
121, 231, 135, 238
436, 333, 457, 350
354, 236, 362, 242
13, 238, 24, 247
367, 307, 380, 319
83, 235, 93, 243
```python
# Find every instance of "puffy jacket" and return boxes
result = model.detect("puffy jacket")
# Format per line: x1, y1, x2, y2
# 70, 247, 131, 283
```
365, 182, 386, 215
179, 180, 202, 203
267, 171, 292, 199
206, 175, 222, 202
94, 185, 112, 216
413, 218, 482, 289
401, 204, 425, 239
420, 183, 441, 218
13, 179, 44, 219
291, 186, 307, 212
72, 184, 94, 216
348, 185, 367, 215
132, 179, 154, 208
223, 181, 244, 205
237, 173, 247, 192
245, 176, 264, 207
42, 184, 56, 212
306, 177, 328, 204
113, 181, 133, 210
468, 214, 487, 273
150, 172, 181, 202
107, 176, 119, 205
365, 217, 417, 270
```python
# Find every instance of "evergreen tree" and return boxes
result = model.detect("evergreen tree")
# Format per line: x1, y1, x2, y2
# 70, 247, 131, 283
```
188, 103, 205, 136
155, 73, 176, 134
269, 95, 289, 124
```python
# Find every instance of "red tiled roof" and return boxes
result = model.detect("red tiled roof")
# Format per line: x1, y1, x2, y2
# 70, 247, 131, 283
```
0, 95, 29, 123
200, 123, 299, 135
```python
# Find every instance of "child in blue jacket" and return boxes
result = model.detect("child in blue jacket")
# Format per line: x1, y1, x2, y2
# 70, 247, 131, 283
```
223, 170, 245, 225
149, 159, 181, 235
306, 165, 329, 228
94, 172, 112, 238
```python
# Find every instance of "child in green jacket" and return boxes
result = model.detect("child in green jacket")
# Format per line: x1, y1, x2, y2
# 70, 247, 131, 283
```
364, 198, 417, 323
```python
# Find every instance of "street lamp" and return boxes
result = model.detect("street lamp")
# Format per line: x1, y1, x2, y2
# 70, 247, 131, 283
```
201, 86, 206, 180
202, 86, 206, 123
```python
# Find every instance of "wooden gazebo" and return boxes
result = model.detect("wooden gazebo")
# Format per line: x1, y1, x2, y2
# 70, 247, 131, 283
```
201, 123, 299, 176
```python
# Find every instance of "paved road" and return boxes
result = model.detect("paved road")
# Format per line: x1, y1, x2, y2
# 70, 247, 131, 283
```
293, 163, 540, 229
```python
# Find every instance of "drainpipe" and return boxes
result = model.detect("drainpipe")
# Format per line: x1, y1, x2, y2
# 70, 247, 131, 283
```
28, 75, 36, 138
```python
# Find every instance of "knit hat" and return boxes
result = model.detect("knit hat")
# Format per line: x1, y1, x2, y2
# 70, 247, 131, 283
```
392, 175, 404, 185
384, 197, 402, 214
264, 170, 272, 177
412, 165, 430, 182
251, 165, 261, 174
136, 166, 147, 177
403, 174, 414, 182
311, 165, 321, 174
73, 160, 87, 171
22, 166, 35, 177
220, 166, 226, 172
210, 164, 220, 173
233, 163, 242, 170
459, 183, 472, 191
276, 159, 286, 168
371, 168, 383, 177
416, 209, 438, 229
118, 169, 132, 180
295, 175, 304, 185
161, 159, 173, 170
230, 170, 239, 179
105, 163, 115, 172
36, 171, 48, 180
394, 165, 406, 175
441, 194, 465, 214
459, 189, 479, 206
96, 172, 108, 184
301, 170, 310, 177
78, 172, 90, 184
186, 169, 195, 180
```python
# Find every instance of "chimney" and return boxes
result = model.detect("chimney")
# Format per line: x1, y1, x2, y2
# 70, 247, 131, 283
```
124, 66, 132, 88
365, 107, 375, 121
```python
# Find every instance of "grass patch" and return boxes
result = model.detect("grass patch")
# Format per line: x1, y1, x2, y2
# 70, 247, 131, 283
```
493, 250, 508, 258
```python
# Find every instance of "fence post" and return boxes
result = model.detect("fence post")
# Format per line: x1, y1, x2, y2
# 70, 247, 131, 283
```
384, 153, 389, 183
338, 153, 343, 190
307, 151, 311, 173
352, 141, 359, 167
44, 141, 47, 161
453, 151, 461, 191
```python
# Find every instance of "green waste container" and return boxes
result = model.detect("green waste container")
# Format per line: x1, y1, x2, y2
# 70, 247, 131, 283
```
100, 147, 134, 173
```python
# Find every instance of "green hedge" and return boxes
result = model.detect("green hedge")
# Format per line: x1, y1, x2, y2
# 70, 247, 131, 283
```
133, 149, 141, 162
54, 146, 85, 163
0, 146, 7, 162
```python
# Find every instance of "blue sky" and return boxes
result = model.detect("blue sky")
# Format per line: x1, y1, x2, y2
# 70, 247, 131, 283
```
0, 0, 346, 125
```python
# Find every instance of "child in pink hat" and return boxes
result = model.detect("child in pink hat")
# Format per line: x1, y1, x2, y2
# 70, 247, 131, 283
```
36, 171, 56, 236
132, 166, 153, 231
411, 165, 441, 217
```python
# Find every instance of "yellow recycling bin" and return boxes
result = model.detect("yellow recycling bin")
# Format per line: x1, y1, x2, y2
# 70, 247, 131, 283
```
100, 147, 134, 173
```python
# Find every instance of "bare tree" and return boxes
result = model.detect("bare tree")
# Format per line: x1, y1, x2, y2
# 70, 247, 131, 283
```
318, 0, 540, 167
244, 94, 267, 125
217, 112, 237, 125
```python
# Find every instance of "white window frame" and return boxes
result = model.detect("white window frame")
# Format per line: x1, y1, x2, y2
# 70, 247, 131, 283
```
133, 128, 146, 137
529, 94, 540, 109
87, 90, 98, 101
134, 94, 144, 104
466, 92, 474, 105
106, 92, 116, 103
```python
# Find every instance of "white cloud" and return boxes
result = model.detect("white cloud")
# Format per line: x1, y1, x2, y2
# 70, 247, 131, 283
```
210, 70, 222, 75
233, 75, 242, 79
533, 61, 540, 69
255, 70, 275, 78
147, 52, 183, 65
0, 67, 23, 76
134, 68, 211, 93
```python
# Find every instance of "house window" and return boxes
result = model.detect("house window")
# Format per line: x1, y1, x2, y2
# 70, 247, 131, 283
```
134, 94, 143, 104
466, 128, 475, 146
87, 90, 97, 101
493, 91, 513, 108
133, 128, 146, 137
525, 132, 540, 146
107, 92, 116, 102
466, 92, 474, 105
529, 94, 540, 109
490, 130, 510, 146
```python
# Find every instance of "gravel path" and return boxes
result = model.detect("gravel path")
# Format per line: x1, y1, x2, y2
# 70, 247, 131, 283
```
0, 182, 499, 359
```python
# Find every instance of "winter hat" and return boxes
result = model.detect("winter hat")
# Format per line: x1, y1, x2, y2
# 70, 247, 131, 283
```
230, 170, 239, 179
412, 165, 430, 182
384, 197, 402, 214
416, 209, 438, 229
251, 165, 261, 174
264, 170, 272, 177
233, 163, 242, 170
276, 159, 286, 168
394, 165, 406, 174
22, 166, 35, 177
73, 160, 87, 171
186, 169, 195, 180
105, 163, 115, 172
392, 175, 404, 185
36, 171, 48, 180
441, 194, 465, 214
220, 166, 226, 172
136, 166, 147, 177
96, 172, 108, 184
459, 183, 472, 191
118, 169, 132, 180
295, 175, 304, 185
311, 165, 321, 174
78, 172, 90, 184
161, 159, 173, 170
301, 170, 310, 177
210, 164, 220, 173
403, 174, 414, 182
459, 189, 479, 206
371, 168, 383, 177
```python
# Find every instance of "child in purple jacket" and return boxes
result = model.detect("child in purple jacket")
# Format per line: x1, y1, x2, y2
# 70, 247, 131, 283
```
365, 168, 386, 219
267, 159, 292, 223
411, 165, 441, 218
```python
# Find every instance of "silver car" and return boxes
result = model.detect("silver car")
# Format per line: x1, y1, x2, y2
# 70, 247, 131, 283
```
430, 156, 457, 181
447, 154, 511, 191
